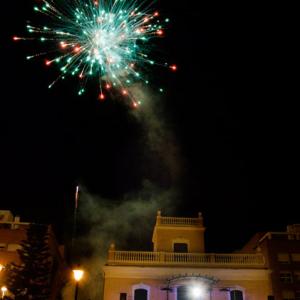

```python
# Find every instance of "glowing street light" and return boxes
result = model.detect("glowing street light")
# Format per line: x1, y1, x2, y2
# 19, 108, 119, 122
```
1, 286, 7, 299
0, 265, 4, 272
73, 269, 84, 282
72, 269, 84, 300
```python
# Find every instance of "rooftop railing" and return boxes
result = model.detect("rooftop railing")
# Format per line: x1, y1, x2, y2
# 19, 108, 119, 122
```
157, 216, 203, 227
0, 221, 29, 230
259, 232, 300, 242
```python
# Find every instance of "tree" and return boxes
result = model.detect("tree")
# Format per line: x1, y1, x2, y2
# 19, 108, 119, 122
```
6, 224, 52, 300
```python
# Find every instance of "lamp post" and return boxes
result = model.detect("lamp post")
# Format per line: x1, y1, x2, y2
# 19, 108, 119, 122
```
1, 286, 7, 299
73, 269, 84, 300
161, 286, 172, 300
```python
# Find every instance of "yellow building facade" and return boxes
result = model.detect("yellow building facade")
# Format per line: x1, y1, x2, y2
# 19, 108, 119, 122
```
103, 211, 272, 300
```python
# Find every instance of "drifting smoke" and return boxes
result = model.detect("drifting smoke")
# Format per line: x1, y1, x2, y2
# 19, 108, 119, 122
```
65, 183, 177, 299
63, 86, 184, 299
130, 84, 185, 187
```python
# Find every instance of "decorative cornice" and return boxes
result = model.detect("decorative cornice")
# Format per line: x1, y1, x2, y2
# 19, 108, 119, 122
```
103, 265, 271, 281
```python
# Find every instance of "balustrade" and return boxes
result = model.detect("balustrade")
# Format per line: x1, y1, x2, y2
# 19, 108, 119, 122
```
108, 250, 265, 267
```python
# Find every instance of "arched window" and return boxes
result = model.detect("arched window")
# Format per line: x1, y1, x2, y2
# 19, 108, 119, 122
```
134, 289, 147, 300
132, 284, 150, 300
230, 290, 243, 300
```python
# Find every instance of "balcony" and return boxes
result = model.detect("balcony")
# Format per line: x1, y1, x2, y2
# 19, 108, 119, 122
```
107, 250, 265, 268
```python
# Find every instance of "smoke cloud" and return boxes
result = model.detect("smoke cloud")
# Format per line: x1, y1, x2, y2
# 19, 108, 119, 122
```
65, 183, 178, 299
63, 85, 184, 299
130, 84, 185, 187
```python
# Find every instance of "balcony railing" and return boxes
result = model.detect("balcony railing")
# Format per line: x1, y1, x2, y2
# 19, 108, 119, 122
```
107, 251, 265, 268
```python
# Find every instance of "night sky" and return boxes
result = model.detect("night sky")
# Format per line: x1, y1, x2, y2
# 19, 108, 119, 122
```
0, 1, 298, 253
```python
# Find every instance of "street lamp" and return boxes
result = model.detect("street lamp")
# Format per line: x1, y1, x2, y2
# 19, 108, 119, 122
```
161, 286, 172, 300
72, 269, 84, 300
1, 286, 7, 299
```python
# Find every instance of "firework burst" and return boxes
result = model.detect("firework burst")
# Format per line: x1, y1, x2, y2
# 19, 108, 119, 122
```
13, 0, 176, 107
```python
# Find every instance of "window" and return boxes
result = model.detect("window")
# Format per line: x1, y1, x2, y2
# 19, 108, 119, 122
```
120, 293, 127, 300
0, 224, 10, 229
134, 289, 147, 300
230, 290, 243, 300
282, 290, 295, 300
7, 244, 21, 251
280, 272, 293, 283
174, 243, 188, 253
292, 254, 300, 262
132, 284, 149, 300
294, 272, 300, 282
278, 253, 290, 264
0, 243, 7, 251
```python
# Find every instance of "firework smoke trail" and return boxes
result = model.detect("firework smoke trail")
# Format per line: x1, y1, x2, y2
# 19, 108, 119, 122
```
13, 0, 176, 105
72, 185, 80, 243
70, 185, 80, 262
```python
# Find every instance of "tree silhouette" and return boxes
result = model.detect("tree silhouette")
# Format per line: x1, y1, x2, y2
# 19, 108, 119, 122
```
6, 224, 52, 300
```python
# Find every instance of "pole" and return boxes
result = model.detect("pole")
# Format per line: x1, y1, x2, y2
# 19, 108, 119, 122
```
74, 282, 79, 300
73, 185, 79, 239
1, 287, 7, 300
161, 286, 171, 300
71, 185, 80, 261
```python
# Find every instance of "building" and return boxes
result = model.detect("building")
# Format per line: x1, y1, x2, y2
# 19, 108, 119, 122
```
0, 210, 67, 300
241, 224, 300, 300
103, 211, 272, 300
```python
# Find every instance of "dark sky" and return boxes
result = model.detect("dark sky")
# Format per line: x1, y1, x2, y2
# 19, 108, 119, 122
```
0, 1, 298, 252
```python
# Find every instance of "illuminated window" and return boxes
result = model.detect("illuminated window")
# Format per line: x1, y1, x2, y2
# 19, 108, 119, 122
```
0, 243, 7, 251
177, 286, 209, 300
230, 290, 243, 300
280, 272, 293, 283
120, 293, 127, 300
282, 290, 295, 300
292, 254, 300, 262
7, 244, 21, 251
177, 286, 190, 300
278, 253, 290, 264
